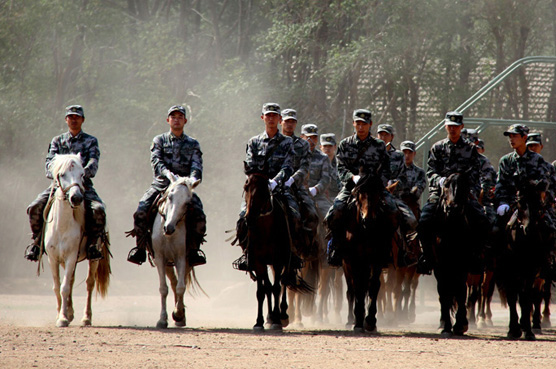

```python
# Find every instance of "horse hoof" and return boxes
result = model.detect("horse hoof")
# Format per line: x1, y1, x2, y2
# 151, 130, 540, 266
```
453, 324, 468, 336
175, 320, 186, 327
253, 325, 265, 333
172, 311, 186, 324
156, 321, 168, 329
353, 326, 365, 334
270, 323, 283, 331
81, 318, 92, 327
56, 319, 69, 328
281, 318, 289, 328
541, 318, 551, 328
440, 331, 453, 338
532, 328, 541, 335
524, 331, 536, 341
507, 329, 522, 340
292, 322, 304, 329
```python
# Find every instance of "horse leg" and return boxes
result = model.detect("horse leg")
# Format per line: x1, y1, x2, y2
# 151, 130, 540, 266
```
56, 257, 78, 327
435, 269, 453, 337
408, 269, 419, 324
316, 267, 331, 324
49, 261, 62, 324
466, 273, 481, 327
542, 281, 551, 328
155, 260, 169, 329
384, 266, 395, 324
364, 268, 381, 333
393, 268, 405, 323
170, 263, 186, 327
269, 270, 283, 331
506, 288, 521, 339
453, 272, 469, 336
82, 260, 99, 326
532, 278, 544, 332
254, 269, 268, 331
485, 272, 495, 326
333, 268, 344, 324
520, 283, 535, 340
280, 283, 289, 327
376, 272, 386, 322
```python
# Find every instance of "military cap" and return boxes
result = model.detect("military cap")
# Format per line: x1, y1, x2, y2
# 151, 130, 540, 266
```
281, 108, 297, 121
466, 128, 479, 142
475, 139, 485, 149
526, 132, 542, 145
320, 133, 337, 146
400, 140, 416, 152
262, 102, 281, 115
445, 111, 463, 126
353, 109, 372, 124
65, 105, 84, 118
301, 124, 318, 136
167, 105, 186, 117
377, 124, 394, 135
503, 124, 529, 136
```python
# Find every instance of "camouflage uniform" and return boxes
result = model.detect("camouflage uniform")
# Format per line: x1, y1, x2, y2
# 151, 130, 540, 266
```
27, 130, 105, 256
387, 144, 405, 180
392, 162, 427, 205
326, 155, 341, 201
419, 136, 489, 271
307, 148, 332, 220
478, 153, 497, 224
129, 129, 206, 265
386, 145, 417, 233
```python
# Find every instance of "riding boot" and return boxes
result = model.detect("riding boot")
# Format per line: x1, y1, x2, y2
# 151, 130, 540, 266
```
416, 235, 433, 275
327, 230, 345, 267
233, 252, 250, 271
127, 211, 149, 265
86, 235, 103, 261
24, 233, 42, 262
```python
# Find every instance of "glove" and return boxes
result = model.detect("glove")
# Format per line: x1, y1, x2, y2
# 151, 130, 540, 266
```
438, 177, 446, 188
268, 179, 278, 191
497, 204, 510, 216
353, 175, 361, 185
284, 177, 295, 188
309, 187, 318, 197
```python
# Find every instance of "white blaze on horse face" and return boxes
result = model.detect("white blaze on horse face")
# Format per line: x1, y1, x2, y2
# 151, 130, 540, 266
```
58, 161, 85, 207
163, 183, 193, 235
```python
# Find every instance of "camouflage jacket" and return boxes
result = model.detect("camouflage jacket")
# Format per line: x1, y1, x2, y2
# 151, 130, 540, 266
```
479, 154, 497, 202
245, 130, 294, 184
45, 130, 99, 188
392, 163, 426, 201
427, 137, 481, 198
327, 156, 341, 200
290, 135, 311, 187
495, 149, 555, 206
307, 148, 331, 194
151, 131, 203, 191
337, 134, 390, 187
387, 144, 404, 180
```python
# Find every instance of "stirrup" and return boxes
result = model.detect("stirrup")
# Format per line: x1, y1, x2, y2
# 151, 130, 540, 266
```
187, 249, 207, 267
24, 244, 40, 262
87, 246, 103, 261
232, 254, 249, 271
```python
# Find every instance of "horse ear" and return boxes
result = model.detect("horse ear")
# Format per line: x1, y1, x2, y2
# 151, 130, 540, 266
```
191, 178, 201, 189
168, 172, 178, 183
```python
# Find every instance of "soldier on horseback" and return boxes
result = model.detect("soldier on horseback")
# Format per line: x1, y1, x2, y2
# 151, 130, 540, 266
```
233, 102, 301, 271
126, 105, 207, 267
320, 133, 341, 202
25, 105, 105, 262
417, 111, 490, 275
325, 109, 399, 267
300, 124, 332, 221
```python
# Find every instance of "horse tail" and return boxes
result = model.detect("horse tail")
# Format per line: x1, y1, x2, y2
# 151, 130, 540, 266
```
184, 266, 208, 297
284, 270, 314, 294
95, 237, 111, 298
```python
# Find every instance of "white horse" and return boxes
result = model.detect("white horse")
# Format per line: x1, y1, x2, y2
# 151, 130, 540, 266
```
152, 174, 202, 329
43, 154, 110, 327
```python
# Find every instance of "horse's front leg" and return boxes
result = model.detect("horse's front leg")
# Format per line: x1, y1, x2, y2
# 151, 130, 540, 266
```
364, 267, 381, 333
170, 262, 186, 327
435, 269, 453, 337
506, 288, 521, 339
49, 260, 62, 322
269, 270, 282, 330
57, 256, 78, 327
519, 282, 535, 340
82, 260, 99, 326
280, 283, 289, 327
316, 267, 331, 323
254, 271, 267, 332
156, 260, 169, 329
453, 271, 469, 336
333, 268, 344, 324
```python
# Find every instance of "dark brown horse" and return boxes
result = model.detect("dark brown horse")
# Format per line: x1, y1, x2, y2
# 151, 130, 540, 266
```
496, 178, 553, 340
242, 168, 311, 331
343, 171, 398, 333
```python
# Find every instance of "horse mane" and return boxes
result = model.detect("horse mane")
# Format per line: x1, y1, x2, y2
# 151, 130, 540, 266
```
50, 154, 83, 178
167, 177, 193, 192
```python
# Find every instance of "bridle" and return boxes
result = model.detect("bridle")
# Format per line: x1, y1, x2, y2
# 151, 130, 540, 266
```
245, 172, 274, 218
55, 173, 85, 201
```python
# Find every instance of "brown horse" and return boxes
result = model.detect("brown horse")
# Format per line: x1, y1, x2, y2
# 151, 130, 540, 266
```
343, 171, 398, 332
242, 169, 312, 331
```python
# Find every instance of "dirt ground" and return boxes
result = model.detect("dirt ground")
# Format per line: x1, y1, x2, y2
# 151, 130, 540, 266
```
1, 280, 556, 369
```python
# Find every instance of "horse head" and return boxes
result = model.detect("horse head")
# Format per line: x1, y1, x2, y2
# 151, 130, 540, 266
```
243, 164, 272, 222
352, 166, 384, 221
515, 178, 549, 229
440, 169, 471, 219
50, 154, 85, 208
159, 175, 200, 235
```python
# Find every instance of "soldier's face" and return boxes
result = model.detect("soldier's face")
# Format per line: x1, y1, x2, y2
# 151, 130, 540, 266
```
445, 124, 463, 141
527, 143, 542, 154
167, 112, 187, 131
353, 120, 371, 137
321, 144, 336, 158
508, 133, 527, 150
303, 135, 318, 150
403, 149, 415, 165
65, 114, 84, 133
476, 146, 485, 154
377, 131, 393, 144
262, 113, 281, 130
280, 119, 297, 136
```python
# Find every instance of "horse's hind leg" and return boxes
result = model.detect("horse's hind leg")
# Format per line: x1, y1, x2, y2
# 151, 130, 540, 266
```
156, 261, 169, 329
542, 281, 551, 328
316, 267, 331, 323
333, 268, 344, 324
82, 260, 99, 326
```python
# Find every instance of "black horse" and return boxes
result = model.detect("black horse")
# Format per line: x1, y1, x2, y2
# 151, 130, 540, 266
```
343, 171, 398, 333
433, 171, 476, 337
496, 178, 553, 340
241, 166, 312, 332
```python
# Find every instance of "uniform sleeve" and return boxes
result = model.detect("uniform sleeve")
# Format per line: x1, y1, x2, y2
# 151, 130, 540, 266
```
151, 136, 170, 178
315, 156, 331, 193
292, 141, 311, 187
244, 138, 257, 173
272, 140, 294, 184
468, 148, 482, 195
45, 137, 61, 179
426, 144, 443, 188
337, 141, 355, 185
190, 140, 203, 182
380, 147, 391, 186
494, 156, 515, 206
83, 136, 100, 179
413, 168, 427, 198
